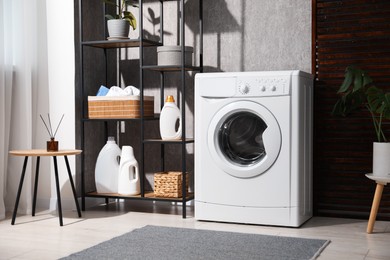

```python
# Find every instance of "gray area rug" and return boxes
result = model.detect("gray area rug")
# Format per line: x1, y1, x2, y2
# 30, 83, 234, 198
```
62, 225, 330, 260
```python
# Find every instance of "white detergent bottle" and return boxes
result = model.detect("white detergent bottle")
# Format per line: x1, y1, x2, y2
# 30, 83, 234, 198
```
118, 146, 140, 195
159, 95, 182, 140
95, 136, 121, 193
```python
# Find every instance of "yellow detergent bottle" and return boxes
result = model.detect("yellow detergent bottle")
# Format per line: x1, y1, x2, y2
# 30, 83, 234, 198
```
159, 95, 182, 140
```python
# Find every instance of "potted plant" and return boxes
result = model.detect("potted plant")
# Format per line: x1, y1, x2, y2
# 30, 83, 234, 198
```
332, 66, 390, 177
103, 0, 138, 39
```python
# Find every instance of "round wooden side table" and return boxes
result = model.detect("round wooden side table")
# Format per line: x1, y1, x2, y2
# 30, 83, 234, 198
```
365, 173, 390, 234
9, 149, 82, 226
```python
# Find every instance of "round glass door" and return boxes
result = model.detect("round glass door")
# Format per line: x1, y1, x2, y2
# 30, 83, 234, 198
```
219, 111, 267, 166
208, 101, 282, 178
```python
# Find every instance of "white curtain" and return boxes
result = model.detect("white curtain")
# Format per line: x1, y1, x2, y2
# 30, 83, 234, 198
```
0, 0, 49, 220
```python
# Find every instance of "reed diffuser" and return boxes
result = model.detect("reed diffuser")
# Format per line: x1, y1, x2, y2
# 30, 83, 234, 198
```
40, 114, 64, 152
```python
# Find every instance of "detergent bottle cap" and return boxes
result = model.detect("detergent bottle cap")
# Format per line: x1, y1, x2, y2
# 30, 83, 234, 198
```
165, 95, 175, 103
107, 136, 116, 143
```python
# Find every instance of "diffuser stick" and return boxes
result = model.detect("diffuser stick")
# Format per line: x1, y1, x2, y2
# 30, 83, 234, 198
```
40, 114, 52, 138
53, 114, 65, 138
47, 114, 54, 137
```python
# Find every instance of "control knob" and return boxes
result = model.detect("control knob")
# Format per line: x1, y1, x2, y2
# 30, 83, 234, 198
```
239, 84, 250, 94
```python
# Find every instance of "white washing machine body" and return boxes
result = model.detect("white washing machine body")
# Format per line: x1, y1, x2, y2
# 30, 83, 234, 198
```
194, 71, 313, 227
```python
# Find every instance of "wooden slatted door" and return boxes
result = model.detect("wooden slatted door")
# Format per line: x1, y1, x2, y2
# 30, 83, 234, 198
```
313, 0, 390, 220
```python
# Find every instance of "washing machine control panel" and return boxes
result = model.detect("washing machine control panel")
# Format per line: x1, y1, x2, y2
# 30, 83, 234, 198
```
236, 76, 290, 97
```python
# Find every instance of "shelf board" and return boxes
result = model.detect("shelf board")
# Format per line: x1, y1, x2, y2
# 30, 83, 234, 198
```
144, 138, 194, 144
82, 38, 161, 49
142, 65, 202, 72
82, 115, 159, 122
85, 191, 194, 202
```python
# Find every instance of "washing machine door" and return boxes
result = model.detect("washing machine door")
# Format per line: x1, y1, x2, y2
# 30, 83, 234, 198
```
208, 100, 281, 178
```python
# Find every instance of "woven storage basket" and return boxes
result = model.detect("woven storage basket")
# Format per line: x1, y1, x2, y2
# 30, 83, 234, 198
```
154, 172, 188, 198
88, 96, 154, 119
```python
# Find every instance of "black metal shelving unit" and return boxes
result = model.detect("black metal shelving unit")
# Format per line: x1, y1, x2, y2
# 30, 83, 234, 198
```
78, 0, 203, 218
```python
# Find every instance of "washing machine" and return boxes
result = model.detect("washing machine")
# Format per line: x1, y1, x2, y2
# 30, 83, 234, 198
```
194, 70, 313, 227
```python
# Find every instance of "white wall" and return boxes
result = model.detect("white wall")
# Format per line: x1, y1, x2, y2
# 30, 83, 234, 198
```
34, 0, 50, 208
45, 0, 76, 210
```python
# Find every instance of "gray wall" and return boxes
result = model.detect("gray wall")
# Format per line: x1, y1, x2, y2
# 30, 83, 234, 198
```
203, 0, 311, 73
154, 0, 312, 72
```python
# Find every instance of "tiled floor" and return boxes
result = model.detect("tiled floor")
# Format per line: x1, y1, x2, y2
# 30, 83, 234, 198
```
0, 200, 389, 260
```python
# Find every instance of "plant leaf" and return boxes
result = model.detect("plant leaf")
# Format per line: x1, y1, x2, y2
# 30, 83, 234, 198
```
123, 11, 136, 18
352, 69, 363, 92
332, 66, 390, 142
382, 93, 390, 119
351, 90, 365, 111
332, 89, 365, 117
332, 99, 343, 116
366, 86, 390, 120
349, 90, 365, 112
338, 67, 353, 93
362, 73, 373, 87
367, 86, 384, 112
123, 11, 136, 30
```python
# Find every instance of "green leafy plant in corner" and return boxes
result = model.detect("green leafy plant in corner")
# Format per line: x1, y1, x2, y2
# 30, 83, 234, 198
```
332, 66, 390, 142
103, 0, 138, 30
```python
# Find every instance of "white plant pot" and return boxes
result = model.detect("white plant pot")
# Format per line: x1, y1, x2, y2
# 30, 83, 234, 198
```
107, 19, 130, 39
372, 142, 390, 177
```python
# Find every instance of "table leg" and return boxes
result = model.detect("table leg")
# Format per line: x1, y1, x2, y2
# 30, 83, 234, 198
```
11, 156, 29, 225
64, 156, 81, 217
32, 156, 40, 216
367, 183, 385, 233
53, 156, 63, 226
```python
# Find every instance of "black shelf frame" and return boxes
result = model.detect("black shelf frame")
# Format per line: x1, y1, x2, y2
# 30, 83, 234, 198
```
85, 191, 194, 202
143, 138, 194, 144
82, 38, 161, 49
82, 115, 159, 122
78, 0, 203, 218
142, 65, 203, 71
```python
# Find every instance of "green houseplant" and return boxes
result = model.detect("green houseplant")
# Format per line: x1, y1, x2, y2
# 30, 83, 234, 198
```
332, 66, 390, 177
103, 0, 138, 39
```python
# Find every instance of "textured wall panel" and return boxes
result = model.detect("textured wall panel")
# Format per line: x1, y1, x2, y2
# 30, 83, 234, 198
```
314, 0, 390, 220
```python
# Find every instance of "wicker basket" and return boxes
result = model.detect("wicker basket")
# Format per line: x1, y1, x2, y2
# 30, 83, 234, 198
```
154, 172, 188, 198
88, 96, 154, 119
